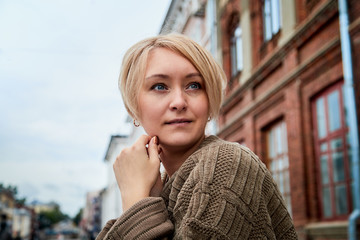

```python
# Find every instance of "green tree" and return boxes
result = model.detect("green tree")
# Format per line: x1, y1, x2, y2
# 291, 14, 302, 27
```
73, 208, 83, 226
38, 205, 69, 229
0, 183, 27, 205
0, 183, 17, 195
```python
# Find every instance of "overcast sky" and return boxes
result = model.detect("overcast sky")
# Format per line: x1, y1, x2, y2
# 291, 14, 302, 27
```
0, 0, 171, 217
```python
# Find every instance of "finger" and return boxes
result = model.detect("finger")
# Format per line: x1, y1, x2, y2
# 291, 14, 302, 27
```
135, 135, 152, 146
148, 136, 160, 163
132, 135, 151, 155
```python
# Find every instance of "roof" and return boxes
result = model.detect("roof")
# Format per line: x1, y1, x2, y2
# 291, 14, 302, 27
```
103, 135, 128, 161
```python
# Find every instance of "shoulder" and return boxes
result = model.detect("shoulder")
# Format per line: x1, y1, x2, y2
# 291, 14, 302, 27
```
192, 135, 268, 175
190, 136, 271, 206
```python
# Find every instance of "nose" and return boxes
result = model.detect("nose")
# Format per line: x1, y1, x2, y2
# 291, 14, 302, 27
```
169, 88, 187, 112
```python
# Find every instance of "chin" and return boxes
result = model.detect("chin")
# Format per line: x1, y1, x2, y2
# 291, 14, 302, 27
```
159, 133, 204, 148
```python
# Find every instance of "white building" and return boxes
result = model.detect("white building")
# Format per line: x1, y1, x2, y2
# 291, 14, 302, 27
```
160, 0, 219, 60
12, 207, 32, 240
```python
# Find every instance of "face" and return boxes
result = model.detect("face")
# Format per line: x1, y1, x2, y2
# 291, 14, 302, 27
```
138, 47, 209, 150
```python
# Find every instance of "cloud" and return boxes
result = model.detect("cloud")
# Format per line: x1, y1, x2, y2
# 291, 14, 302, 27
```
0, 0, 170, 217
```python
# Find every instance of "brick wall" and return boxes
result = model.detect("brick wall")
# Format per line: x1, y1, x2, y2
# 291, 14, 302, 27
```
218, 0, 360, 238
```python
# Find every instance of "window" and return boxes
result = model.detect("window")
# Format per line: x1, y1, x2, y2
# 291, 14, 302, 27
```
230, 26, 243, 77
263, 0, 281, 41
267, 121, 292, 214
312, 83, 353, 220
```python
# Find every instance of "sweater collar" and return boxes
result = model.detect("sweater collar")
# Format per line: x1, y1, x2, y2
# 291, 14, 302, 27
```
161, 135, 222, 201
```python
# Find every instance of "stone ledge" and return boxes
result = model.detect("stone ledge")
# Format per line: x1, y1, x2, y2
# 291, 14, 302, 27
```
304, 221, 348, 239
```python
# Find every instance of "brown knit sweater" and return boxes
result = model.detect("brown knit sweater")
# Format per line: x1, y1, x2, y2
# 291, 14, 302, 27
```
96, 136, 298, 239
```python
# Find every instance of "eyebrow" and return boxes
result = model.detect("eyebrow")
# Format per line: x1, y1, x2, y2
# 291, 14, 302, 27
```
185, 72, 202, 79
145, 74, 169, 80
145, 72, 202, 80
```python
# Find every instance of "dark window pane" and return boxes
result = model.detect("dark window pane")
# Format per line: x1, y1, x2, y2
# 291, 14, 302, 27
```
322, 187, 332, 217
332, 151, 345, 182
320, 155, 329, 185
330, 138, 342, 150
335, 185, 348, 215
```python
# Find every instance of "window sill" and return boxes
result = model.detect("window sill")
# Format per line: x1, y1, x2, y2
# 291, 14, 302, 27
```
260, 30, 281, 58
304, 221, 348, 238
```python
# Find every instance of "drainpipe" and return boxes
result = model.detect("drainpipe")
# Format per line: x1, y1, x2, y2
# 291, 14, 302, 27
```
208, 0, 219, 135
338, 0, 360, 239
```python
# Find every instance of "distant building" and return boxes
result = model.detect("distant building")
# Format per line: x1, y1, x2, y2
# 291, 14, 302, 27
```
160, 0, 360, 239
12, 206, 33, 239
81, 190, 102, 239
0, 188, 15, 218
28, 200, 59, 214
0, 189, 16, 238
1, 188, 36, 239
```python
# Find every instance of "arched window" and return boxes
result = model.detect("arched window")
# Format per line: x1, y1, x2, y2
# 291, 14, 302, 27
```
230, 26, 243, 77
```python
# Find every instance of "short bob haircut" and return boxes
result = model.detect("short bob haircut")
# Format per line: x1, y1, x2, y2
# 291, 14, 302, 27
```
119, 33, 227, 121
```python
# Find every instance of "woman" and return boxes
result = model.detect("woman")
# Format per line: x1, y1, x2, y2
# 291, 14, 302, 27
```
96, 34, 297, 239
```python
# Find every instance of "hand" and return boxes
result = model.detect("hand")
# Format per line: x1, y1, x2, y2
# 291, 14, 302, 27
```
113, 135, 161, 211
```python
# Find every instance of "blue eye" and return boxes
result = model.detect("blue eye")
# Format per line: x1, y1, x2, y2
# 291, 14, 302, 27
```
151, 84, 166, 91
188, 82, 201, 89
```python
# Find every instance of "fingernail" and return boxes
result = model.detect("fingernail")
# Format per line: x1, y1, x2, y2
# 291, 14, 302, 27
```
153, 136, 158, 145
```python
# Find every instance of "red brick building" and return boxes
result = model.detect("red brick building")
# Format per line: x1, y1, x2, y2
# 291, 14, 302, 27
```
217, 0, 360, 239
161, 0, 360, 238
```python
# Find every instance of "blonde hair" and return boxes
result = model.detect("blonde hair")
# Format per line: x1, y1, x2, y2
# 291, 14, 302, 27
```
119, 33, 227, 120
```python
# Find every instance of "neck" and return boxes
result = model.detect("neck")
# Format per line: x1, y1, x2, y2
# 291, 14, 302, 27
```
160, 135, 205, 177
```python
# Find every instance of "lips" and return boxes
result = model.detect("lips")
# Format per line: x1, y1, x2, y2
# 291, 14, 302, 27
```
165, 119, 192, 124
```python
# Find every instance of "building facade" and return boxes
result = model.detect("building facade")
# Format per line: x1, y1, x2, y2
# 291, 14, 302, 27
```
1, 189, 36, 239
161, 0, 360, 239
80, 190, 102, 239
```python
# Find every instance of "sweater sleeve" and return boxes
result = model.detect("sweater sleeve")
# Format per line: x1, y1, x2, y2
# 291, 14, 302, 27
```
170, 142, 297, 239
96, 197, 174, 240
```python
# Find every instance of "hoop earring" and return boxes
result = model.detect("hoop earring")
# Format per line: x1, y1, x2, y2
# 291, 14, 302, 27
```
133, 119, 140, 127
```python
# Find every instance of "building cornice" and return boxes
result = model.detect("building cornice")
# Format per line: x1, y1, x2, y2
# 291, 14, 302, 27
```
218, 36, 340, 136
160, 0, 204, 34
104, 135, 128, 161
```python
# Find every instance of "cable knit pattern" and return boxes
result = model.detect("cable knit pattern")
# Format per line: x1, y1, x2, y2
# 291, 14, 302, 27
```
96, 136, 298, 239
